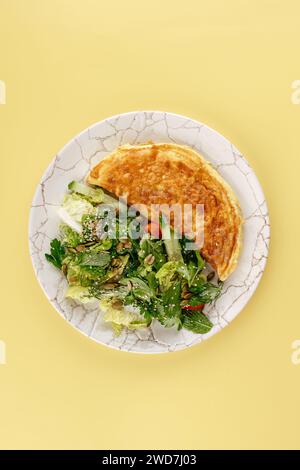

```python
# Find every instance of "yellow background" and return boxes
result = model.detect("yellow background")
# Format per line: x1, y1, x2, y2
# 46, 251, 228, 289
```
0, 0, 299, 450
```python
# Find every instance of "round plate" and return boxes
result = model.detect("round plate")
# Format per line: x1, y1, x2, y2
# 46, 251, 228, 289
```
29, 111, 270, 353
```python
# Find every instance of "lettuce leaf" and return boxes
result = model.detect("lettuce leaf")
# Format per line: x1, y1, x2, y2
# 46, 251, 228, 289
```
65, 285, 96, 303
59, 224, 82, 248
99, 298, 148, 336
155, 261, 191, 290
61, 193, 95, 223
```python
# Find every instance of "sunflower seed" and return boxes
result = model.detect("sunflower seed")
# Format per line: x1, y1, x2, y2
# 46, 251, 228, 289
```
123, 239, 132, 249
116, 242, 125, 253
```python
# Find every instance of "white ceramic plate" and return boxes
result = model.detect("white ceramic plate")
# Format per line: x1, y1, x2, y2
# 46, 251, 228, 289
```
29, 111, 270, 353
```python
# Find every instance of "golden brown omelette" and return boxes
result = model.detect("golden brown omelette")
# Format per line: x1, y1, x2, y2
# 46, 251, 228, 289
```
87, 143, 243, 280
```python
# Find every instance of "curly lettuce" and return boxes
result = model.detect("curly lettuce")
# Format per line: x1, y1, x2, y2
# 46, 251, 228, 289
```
99, 298, 148, 336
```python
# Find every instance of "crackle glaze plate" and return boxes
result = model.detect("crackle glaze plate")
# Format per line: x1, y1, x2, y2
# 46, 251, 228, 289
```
29, 111, 270, 353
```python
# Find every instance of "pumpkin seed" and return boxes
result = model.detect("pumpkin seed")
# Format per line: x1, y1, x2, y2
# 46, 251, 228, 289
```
144, 254, 155, 265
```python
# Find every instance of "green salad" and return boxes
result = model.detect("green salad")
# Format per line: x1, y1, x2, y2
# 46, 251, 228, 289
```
45, 181, 223, 335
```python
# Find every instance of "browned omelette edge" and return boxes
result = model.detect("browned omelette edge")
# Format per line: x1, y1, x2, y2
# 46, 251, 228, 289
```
87, 143, 243, 281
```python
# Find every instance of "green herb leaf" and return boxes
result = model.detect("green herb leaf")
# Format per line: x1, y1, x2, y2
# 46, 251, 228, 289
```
182, 310, 213, 334
123, 277, 155, 302
146, 271, 158, 292
139, 238, 167, 270
195, 251, 205, 270
189, 282, 223, 302
160, 216, 183, 262
45, 239, 65, 269
160, 280, 182, 328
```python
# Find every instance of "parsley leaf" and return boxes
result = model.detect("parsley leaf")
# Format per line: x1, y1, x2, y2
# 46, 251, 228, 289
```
45, 239, 65, 269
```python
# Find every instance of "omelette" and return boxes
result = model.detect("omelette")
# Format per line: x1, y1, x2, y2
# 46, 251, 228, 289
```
87, 143, 243, 281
